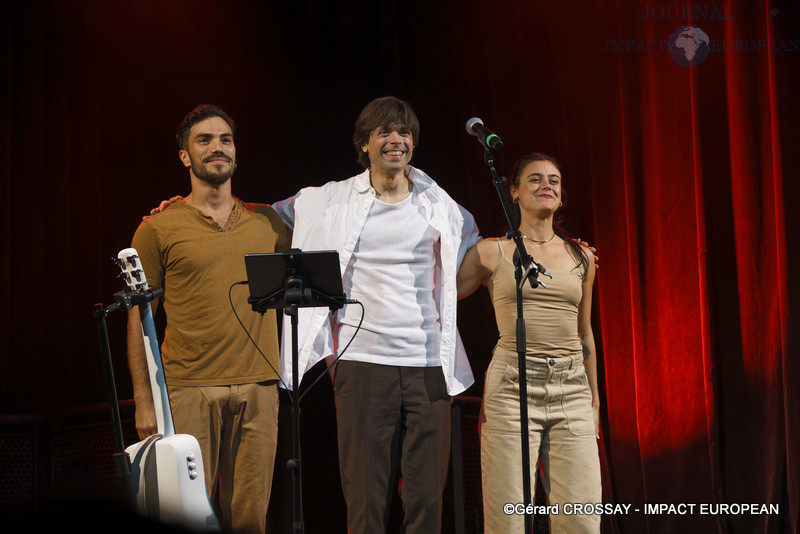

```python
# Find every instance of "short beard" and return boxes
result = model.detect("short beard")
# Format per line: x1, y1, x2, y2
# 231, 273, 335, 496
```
191, 157, 235, 186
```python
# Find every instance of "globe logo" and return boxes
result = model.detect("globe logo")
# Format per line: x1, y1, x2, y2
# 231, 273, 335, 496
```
668, 25, 711, 66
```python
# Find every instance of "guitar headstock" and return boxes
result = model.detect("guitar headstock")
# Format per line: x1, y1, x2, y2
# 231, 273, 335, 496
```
117, 248, 150, 292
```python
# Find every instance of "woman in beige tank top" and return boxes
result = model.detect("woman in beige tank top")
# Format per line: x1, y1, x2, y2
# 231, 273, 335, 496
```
458, 153, 602, 533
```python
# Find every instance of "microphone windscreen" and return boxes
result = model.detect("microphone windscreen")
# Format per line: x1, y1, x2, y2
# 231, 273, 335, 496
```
465, 117, 484, 134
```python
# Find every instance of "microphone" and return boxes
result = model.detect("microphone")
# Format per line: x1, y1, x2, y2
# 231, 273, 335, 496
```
465, 117, 504, 150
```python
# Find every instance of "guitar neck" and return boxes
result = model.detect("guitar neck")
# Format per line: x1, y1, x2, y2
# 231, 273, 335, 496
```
139, 301, 175, 437
118, 248, 175, 437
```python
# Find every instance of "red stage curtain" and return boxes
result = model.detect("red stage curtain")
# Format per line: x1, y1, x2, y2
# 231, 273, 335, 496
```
1, 2, 797, 532
569, 2, 797, 532
451, 2, 797, 532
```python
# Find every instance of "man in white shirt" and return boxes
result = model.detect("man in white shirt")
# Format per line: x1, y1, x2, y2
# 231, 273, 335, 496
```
272, 96, 480, 533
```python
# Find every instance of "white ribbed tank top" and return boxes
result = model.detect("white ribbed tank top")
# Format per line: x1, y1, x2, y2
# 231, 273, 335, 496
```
337, 191, 442, 366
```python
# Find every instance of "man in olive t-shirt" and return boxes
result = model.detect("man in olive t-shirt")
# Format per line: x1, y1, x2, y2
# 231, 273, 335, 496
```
126, 104, 289, 534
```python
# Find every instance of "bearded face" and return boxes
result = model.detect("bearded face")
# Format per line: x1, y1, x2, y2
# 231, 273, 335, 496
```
180, 116, 237, 186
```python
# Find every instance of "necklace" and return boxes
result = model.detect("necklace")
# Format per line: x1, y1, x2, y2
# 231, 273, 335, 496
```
522, 232, 555, 244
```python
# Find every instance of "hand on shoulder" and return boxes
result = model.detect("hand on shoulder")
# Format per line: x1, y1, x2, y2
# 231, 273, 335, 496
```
575, 237, 599, 270
143, 196, 183, 220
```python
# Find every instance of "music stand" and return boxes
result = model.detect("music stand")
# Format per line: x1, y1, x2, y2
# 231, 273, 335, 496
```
245, 248, 347, 534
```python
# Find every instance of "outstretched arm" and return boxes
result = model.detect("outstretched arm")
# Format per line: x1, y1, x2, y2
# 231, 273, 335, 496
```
577, 251, 601, 438
270, 193, 299, 232
457, 239, 498, 300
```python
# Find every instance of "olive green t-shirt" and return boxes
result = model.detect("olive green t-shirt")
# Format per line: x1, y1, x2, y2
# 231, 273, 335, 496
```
131, 198, 290, 386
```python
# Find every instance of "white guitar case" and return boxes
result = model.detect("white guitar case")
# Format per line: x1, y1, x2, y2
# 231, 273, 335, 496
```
117, 248, 219, 531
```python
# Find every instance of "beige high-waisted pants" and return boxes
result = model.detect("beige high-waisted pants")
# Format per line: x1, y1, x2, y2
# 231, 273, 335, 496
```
480, 346, 601, 533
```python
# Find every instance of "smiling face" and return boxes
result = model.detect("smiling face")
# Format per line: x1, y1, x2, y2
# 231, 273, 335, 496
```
511, 159, 562, 214
361, 124, 414, 179
179, 116, 236, 186
353, 97, 420, 172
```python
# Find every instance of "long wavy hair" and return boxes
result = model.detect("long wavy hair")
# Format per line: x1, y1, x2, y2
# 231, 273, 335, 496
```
510, 152, 589, 276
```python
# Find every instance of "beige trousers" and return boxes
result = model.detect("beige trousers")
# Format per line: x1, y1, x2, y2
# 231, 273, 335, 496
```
168, 381, 280, 534
480, 347, 601, 534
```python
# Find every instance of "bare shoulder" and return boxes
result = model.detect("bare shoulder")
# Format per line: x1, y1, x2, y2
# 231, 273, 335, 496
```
579, 244, 595, 264
579, 244, 597, 280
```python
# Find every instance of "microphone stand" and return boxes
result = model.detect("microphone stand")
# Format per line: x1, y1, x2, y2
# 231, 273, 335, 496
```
482, 147, 550, 533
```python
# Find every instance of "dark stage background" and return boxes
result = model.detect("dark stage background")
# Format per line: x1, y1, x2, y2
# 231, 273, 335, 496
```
1, 1, 798, 533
